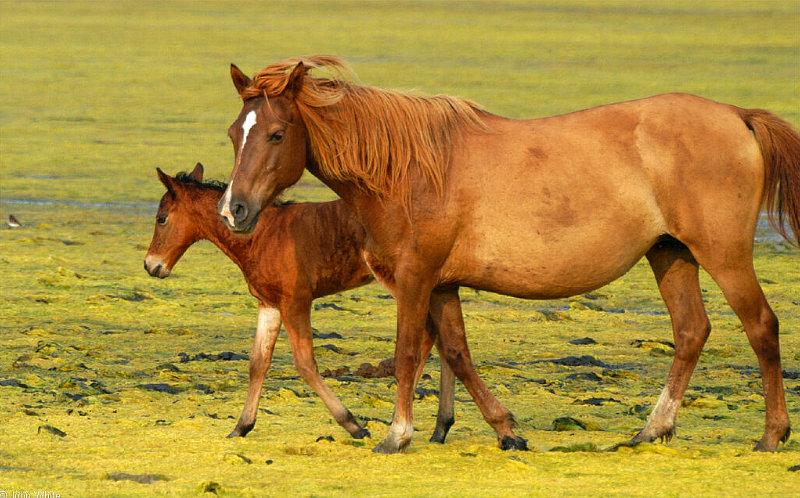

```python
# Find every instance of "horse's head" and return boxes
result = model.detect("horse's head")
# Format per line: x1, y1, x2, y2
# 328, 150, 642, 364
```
219, 63, 309, 233
144, 163, 205, 278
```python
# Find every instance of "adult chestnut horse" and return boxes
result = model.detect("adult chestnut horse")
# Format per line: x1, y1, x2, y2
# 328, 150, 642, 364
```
145, 163, 457, 442
219, 56, 799, 454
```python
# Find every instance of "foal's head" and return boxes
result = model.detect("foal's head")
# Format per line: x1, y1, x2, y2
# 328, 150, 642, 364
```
144, 163, 207, 278
218, 63, 311, 233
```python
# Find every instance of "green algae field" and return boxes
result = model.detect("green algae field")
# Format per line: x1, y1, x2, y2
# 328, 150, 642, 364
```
1, 1, 799, 496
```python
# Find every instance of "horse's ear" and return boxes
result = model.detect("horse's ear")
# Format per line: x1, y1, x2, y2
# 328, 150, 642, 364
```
156, 167, 176, 195
189, 162, 204, 182
230, 64, 252, 96
284, 61, 306, 97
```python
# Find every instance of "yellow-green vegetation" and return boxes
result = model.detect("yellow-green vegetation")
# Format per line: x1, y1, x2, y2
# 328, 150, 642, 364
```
1, 1, 798, 496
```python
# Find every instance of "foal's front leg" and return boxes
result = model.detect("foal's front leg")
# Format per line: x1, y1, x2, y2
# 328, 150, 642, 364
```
282, 299, 370, 438
228, 304, 281, 437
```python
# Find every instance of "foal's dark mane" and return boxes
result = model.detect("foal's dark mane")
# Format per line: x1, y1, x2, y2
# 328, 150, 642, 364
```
173, 172, 295, 206
174, 172, 227, 191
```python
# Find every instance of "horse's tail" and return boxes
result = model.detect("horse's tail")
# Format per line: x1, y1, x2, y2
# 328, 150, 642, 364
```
738, 108, 800, 246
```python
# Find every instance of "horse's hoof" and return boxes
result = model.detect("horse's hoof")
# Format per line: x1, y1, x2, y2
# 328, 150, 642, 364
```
227, 422, 254, 438
753, 426, 791, 452
352, 427, 371, 439
429, 430, 446, 444
372, 436, 410, 454
499, 435, 528, 451
430, 417, 455, 444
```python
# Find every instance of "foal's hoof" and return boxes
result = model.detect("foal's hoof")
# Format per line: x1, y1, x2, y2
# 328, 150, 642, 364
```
352, 427, 371, 439
227, 423, 254, 438
499, 435, 528, 451
372, 436, 410, 454
753, 426, 791, 452
630, 425, 675, 446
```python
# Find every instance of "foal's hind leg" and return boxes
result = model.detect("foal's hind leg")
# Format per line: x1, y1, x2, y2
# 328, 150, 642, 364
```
282, 299, 370, 439
689, 247, 790, 451
631, 242, 710, 445
229, 304, 282, 437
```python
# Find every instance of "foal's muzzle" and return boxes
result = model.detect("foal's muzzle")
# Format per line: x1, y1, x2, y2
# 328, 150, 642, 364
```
144, 255, 171, 279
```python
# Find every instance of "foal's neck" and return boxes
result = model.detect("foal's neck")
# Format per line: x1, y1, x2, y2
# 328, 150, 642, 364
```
194, 190, 264, 270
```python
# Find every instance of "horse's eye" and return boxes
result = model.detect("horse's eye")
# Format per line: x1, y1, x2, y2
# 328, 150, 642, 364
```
269, 130, 285, 143
157, 215, 168, 225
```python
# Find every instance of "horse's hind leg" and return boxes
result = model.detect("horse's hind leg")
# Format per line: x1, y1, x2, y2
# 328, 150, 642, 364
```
431, 358, 456, 443
631, 241, 710, 445
689, 246, 790, 451
430, 286, 527, 450
422, 315, 457, 443
282, 300, 370, 439
229, 304, 282, 438
414, 316, 456, 443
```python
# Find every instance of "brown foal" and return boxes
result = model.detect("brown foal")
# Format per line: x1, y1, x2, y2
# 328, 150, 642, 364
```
144, 164, 456, 441
219, 56, 798, 453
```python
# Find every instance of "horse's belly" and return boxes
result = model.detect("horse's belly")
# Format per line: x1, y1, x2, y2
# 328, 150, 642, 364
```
443, 191, 664, 299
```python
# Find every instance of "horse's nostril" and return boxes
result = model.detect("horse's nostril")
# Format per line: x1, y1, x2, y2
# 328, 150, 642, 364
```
232, 202, 248, 223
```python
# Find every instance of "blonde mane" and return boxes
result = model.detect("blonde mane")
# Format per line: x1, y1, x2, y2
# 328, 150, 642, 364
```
241, 56, 488, 199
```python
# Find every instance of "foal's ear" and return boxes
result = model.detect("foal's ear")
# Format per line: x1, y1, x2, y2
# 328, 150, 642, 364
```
156, 167, 176, 195
284, 61, 306, 97
230, 64, 252, 96
189, 162, 204, 182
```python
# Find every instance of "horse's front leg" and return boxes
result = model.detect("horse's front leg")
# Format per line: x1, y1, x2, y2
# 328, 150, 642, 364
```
228, 304, 281, 437
373, 269, 436, 454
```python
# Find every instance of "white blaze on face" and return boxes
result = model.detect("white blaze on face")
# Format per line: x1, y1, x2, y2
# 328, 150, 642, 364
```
221, 110, 259, 224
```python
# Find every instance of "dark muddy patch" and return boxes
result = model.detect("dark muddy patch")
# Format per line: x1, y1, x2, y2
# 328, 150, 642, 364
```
573, 397, 621, 406
565, 372, 603, 382
106, 472, 170, 484
137, 383, 181, 395
415, 387, 439, 399
0, 378, 29, 388
317, 344, 356, 355
552, 417, 589, 431
38, 424, 67, 437
549, 355, 612, 369
156, 362, 181, 372
312, 330, 343, 340
314, 302, 347, 312
783, 369, 800, 380
569, 337, 597, 345
177, 351, 248, 363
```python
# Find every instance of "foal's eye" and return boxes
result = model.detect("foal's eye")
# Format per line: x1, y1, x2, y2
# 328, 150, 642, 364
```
157, 215, 168, 225
269, 130, 285, 143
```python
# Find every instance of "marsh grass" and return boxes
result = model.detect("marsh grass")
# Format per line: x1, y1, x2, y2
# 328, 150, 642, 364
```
1, 1, 798, 496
